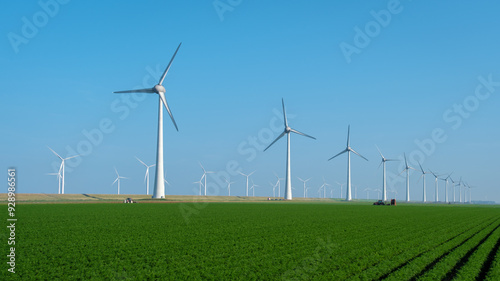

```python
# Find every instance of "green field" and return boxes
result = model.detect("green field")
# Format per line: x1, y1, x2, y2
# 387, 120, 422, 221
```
2, 202, 500, 280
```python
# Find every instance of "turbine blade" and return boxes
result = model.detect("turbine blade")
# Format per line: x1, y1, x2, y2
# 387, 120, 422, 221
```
114, 88, 155, 94
375, 145, 384, 159
136, 157, 147, 167
282, 98, 288, 128
347, 125, 351, 147
350, 148, 368, 161
158, 92, 179, 131
290, 128, 316, 140
159, 42, 182, 85
47, 146, 63, 160
112, 178, 118, 185
404, 153, 408, 167
328, 149, 348, 161
418, 161, 425, 174
249, 171, 256, 176
64, 154, 80, 160
264, 131, 286, 151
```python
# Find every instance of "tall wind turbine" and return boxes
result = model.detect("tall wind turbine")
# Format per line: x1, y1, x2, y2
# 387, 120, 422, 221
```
417, 161, 428, 202
440, 173, 452, 203
238, 170, 255, 197
328, 126, 368, 201
48, 147, 80, 194
400, 153, 415, 202
297, 177, 311, 198
114, 43, 182, 199
429, 170, 440, 202
273, 172, 283, 198
136, 157, 155, 195
376, 145, 398, 201
264, 99, 316, 200
112, 168, 128, 195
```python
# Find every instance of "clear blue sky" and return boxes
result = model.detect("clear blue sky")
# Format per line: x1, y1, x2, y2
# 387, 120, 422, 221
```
1, 1, 499, 202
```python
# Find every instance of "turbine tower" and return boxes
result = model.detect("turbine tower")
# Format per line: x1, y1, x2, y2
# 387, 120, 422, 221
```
136, 157, 155, 195
429, 170, 440, 202
417, 161, 427, 202
376, 145, 398, 201
48, 147, 80, 194
400, 153, 415, 202
112, 168, 128, 195
238, 170, 255, 197
264, 99, 316, 200
297, 177, 311, 198
114, 43, 182, 199
46, 165, 62, 194
328, 126, 368, 201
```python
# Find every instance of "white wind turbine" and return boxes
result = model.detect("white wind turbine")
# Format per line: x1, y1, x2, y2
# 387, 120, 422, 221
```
48, 147, 80, 194
440, 173, 452, 203
136, 157, 155, 195
335, 182, 345, 199
364, 188, 371, 199
46, 164, 62, 194
250, 179, 259, 197
429, 169, 440, 202
269, 181, 277, 197
376, 145, 398, 201
264, 99, 316, 200
112, 168, 128, 195
328, 126, 368, 201
199, 162, 213, 196
193, 175, 204, 196
400, 153, 415, 202
273, 172, 283, 198
114, 43, 182, 199
417, 161, 428, 202
224, 178, 235, 196
320, 178, 330, 199
297, 177, 311, 198
238, 170, 255, 197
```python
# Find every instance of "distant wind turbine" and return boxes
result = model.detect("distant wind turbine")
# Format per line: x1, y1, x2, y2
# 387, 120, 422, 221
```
238, 170, 255, 197
400, 153, 415, 202
273, 172, 283, 198
48, 147, 80, 194
264, 99, 316, 200
250, 179, 259, 197
224, 178, 235, 196
429, 169, 440, 202
297, 177, 311, 198
46, 165, 62, 194
112, 168, 128, 195
440, 173, 453, 203
136, 157, 155, 195
320, 178, 330, 199
199, 162, 213, 196
114, 43, 182, 199
328, 126, 368, 201
335, 182, 345, 199
417, 161, 428, 202
376, 145, 398, 201
193, 175, 204, 196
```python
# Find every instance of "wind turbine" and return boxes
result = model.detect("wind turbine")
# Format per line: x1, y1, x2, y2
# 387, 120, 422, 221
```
450, 176, 456, 202
199, 162, 213, 196
335, 182, 345, 199
297, 177, 311, 198
364, 188, 371, 199
440, 173, 452, 203
114, 43, 182, 199
46, 164, 62, 194
193, 175, 204, 196
136, 157, 155, 195
269, 181, 277, 197
376, 145, 398, 201
328, 126, 368, 201
273, 172, 283, 198
48, 147, 80, 194
400, 153, 415, 202
224, 178, 235, 196
238, 170, 255, 197
112, 168, 128, 195
250, 179, 259, 197
417, 161, 428, 202
264, 99, 316, 200
429, 169, 440, 202
320, 178, 330, 199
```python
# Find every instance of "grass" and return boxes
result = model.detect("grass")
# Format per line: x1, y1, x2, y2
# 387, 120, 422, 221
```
1, 201, 499, 280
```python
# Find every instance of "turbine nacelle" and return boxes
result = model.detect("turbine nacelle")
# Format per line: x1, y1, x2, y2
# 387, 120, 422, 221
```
285, 126, 291, 133
154, 84, 166, 93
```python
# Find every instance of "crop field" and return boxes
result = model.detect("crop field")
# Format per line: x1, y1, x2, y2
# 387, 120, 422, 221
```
2, 202, 500, 280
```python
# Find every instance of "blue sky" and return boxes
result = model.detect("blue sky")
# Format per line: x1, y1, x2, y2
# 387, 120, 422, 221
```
1, 1, 499, 202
